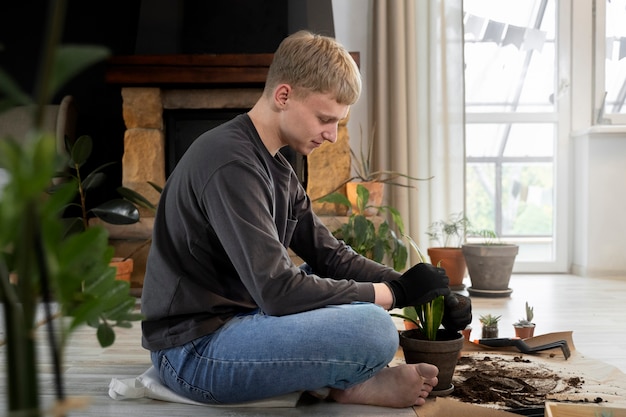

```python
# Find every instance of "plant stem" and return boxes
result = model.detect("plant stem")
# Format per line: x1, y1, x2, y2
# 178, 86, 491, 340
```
34, 214, 65, 405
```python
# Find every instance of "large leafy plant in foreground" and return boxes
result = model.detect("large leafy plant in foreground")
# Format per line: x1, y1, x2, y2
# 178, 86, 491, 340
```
0, 3, 142, 415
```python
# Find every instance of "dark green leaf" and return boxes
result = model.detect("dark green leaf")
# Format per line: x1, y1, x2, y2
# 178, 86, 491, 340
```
91, 199, 140, 225
97, 323, 116, 348
317, 192, 352, 209
70, 135, 93, 167
117, 186, 157, 211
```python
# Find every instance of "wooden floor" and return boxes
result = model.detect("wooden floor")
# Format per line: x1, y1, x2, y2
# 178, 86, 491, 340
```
1, 273, 626, 416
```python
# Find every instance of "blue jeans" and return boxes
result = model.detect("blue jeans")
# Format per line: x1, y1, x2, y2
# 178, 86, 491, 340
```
150, 303, 399, 404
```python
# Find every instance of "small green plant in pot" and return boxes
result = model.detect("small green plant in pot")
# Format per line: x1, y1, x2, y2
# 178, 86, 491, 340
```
426, 212, 471, 290
513, 301, 536, 338
390, 246, 469, 396
53, 134, 159, 281
316, 125, 432, 215
479, 314, 502, 338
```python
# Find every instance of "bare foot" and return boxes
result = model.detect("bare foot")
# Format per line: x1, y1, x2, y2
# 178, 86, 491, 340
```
329, 363, 439, 408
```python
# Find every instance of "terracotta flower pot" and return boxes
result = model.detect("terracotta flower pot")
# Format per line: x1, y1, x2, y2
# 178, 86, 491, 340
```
110, 257, 133, 283
346, 181, 384, 216
403, 320, 419, 330
399, 329, 464, 396
461, 326, 472, 342
427, 247, 467, 290
514, 324, 536, 339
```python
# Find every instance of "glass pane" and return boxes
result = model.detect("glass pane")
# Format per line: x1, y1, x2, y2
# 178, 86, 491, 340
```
466, 124, 504, 157
466, 161, 553, 238
503, 123, 554, 157
464, 0, 556, 113
466, 162, 495, 232
502, 162, 553, 236
466, 123, 554, 157
605, 0, 626, 115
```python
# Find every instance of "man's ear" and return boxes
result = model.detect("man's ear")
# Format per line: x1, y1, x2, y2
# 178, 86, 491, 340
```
274, 84, 291, 108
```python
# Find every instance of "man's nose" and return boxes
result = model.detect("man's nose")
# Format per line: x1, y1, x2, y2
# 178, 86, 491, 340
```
322, 127, 338, 143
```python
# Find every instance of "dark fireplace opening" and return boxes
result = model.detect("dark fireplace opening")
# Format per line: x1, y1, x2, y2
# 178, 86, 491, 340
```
164, 109, 307, 187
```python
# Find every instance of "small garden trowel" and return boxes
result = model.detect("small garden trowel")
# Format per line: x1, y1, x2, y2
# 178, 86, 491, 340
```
477, 337, 571, 360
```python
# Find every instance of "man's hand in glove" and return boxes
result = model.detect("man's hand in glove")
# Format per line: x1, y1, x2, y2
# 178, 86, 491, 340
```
441, 294, 472, 332
386, 263, 451, 308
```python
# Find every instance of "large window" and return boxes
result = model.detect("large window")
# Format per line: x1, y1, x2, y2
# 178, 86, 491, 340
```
597, 0, 626, 124
463, 0, 566, 270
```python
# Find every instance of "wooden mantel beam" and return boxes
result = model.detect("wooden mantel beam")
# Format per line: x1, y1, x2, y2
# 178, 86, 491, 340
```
105, 53, 360, 86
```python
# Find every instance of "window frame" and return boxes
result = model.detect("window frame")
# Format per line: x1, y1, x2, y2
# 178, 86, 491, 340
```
594, 0, 626, 125
463, 0, 570, 272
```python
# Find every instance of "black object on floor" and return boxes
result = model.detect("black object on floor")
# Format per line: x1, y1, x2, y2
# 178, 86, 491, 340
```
477, 337, 571, 359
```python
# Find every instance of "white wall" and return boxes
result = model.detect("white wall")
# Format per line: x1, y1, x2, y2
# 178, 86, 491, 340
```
332, 0, 371, 152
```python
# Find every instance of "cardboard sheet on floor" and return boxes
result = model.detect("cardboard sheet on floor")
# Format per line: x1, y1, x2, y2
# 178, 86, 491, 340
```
108, 366, 301, 408
393, 331, 626, 415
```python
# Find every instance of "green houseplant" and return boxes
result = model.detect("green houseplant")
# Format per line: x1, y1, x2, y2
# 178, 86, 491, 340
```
462, 229, 519, 297
320, 125, 431, 215
54, 134, 158, 281
317, 183, 408, 271
479, 314, 502, 338
390, 246, 466, 396
426, 212, 471, 290
0, 5, 143, 415
513, 301, 536, 338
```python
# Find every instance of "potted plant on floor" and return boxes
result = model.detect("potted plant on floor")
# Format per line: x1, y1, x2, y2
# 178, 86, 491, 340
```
479, 314, 501, 338
390, 246, 469, 396
55, 134, 158, 282
513, 301, 536, 339
392, 296, 467, 396
426, 212, 471, 290
319, 125, 431, 216
462, 229, 519, 297
318, 183, 409, 271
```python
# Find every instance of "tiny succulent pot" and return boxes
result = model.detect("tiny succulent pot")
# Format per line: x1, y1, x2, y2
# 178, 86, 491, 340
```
513, 323, 536, 339
481, 324, 499, 339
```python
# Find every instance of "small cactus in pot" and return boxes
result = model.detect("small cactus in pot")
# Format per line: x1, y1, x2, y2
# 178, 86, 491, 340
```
513, 302, 536, 338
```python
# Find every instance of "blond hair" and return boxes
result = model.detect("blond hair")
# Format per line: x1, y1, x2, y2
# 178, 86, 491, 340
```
264, 30, 361, 105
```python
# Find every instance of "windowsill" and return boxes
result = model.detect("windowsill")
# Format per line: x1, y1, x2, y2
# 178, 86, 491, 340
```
571, 124, 626, 138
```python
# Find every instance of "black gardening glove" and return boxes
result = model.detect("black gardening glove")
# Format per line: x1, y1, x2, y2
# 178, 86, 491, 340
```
387, 263, 450, 308
441, 293, 472, 332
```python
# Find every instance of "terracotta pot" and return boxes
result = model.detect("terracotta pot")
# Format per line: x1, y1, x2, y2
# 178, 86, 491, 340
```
461, 326, 472, 342
399, 329, 464, 396
514, 324, 536, 339
481, 325, 499, 339
110, 257, 133, 283
346, 181, 384, 216
427, 247, 467, 290
403, 320, 419, 330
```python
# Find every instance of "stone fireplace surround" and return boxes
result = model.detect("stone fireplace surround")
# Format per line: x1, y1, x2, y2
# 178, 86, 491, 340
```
104, 54, 356, 287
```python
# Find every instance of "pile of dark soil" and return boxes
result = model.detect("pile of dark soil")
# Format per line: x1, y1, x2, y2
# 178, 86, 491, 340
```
450, 354, 601, 410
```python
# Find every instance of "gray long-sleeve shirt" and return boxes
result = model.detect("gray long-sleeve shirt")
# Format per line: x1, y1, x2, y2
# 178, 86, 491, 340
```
141, 114, 400, 351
